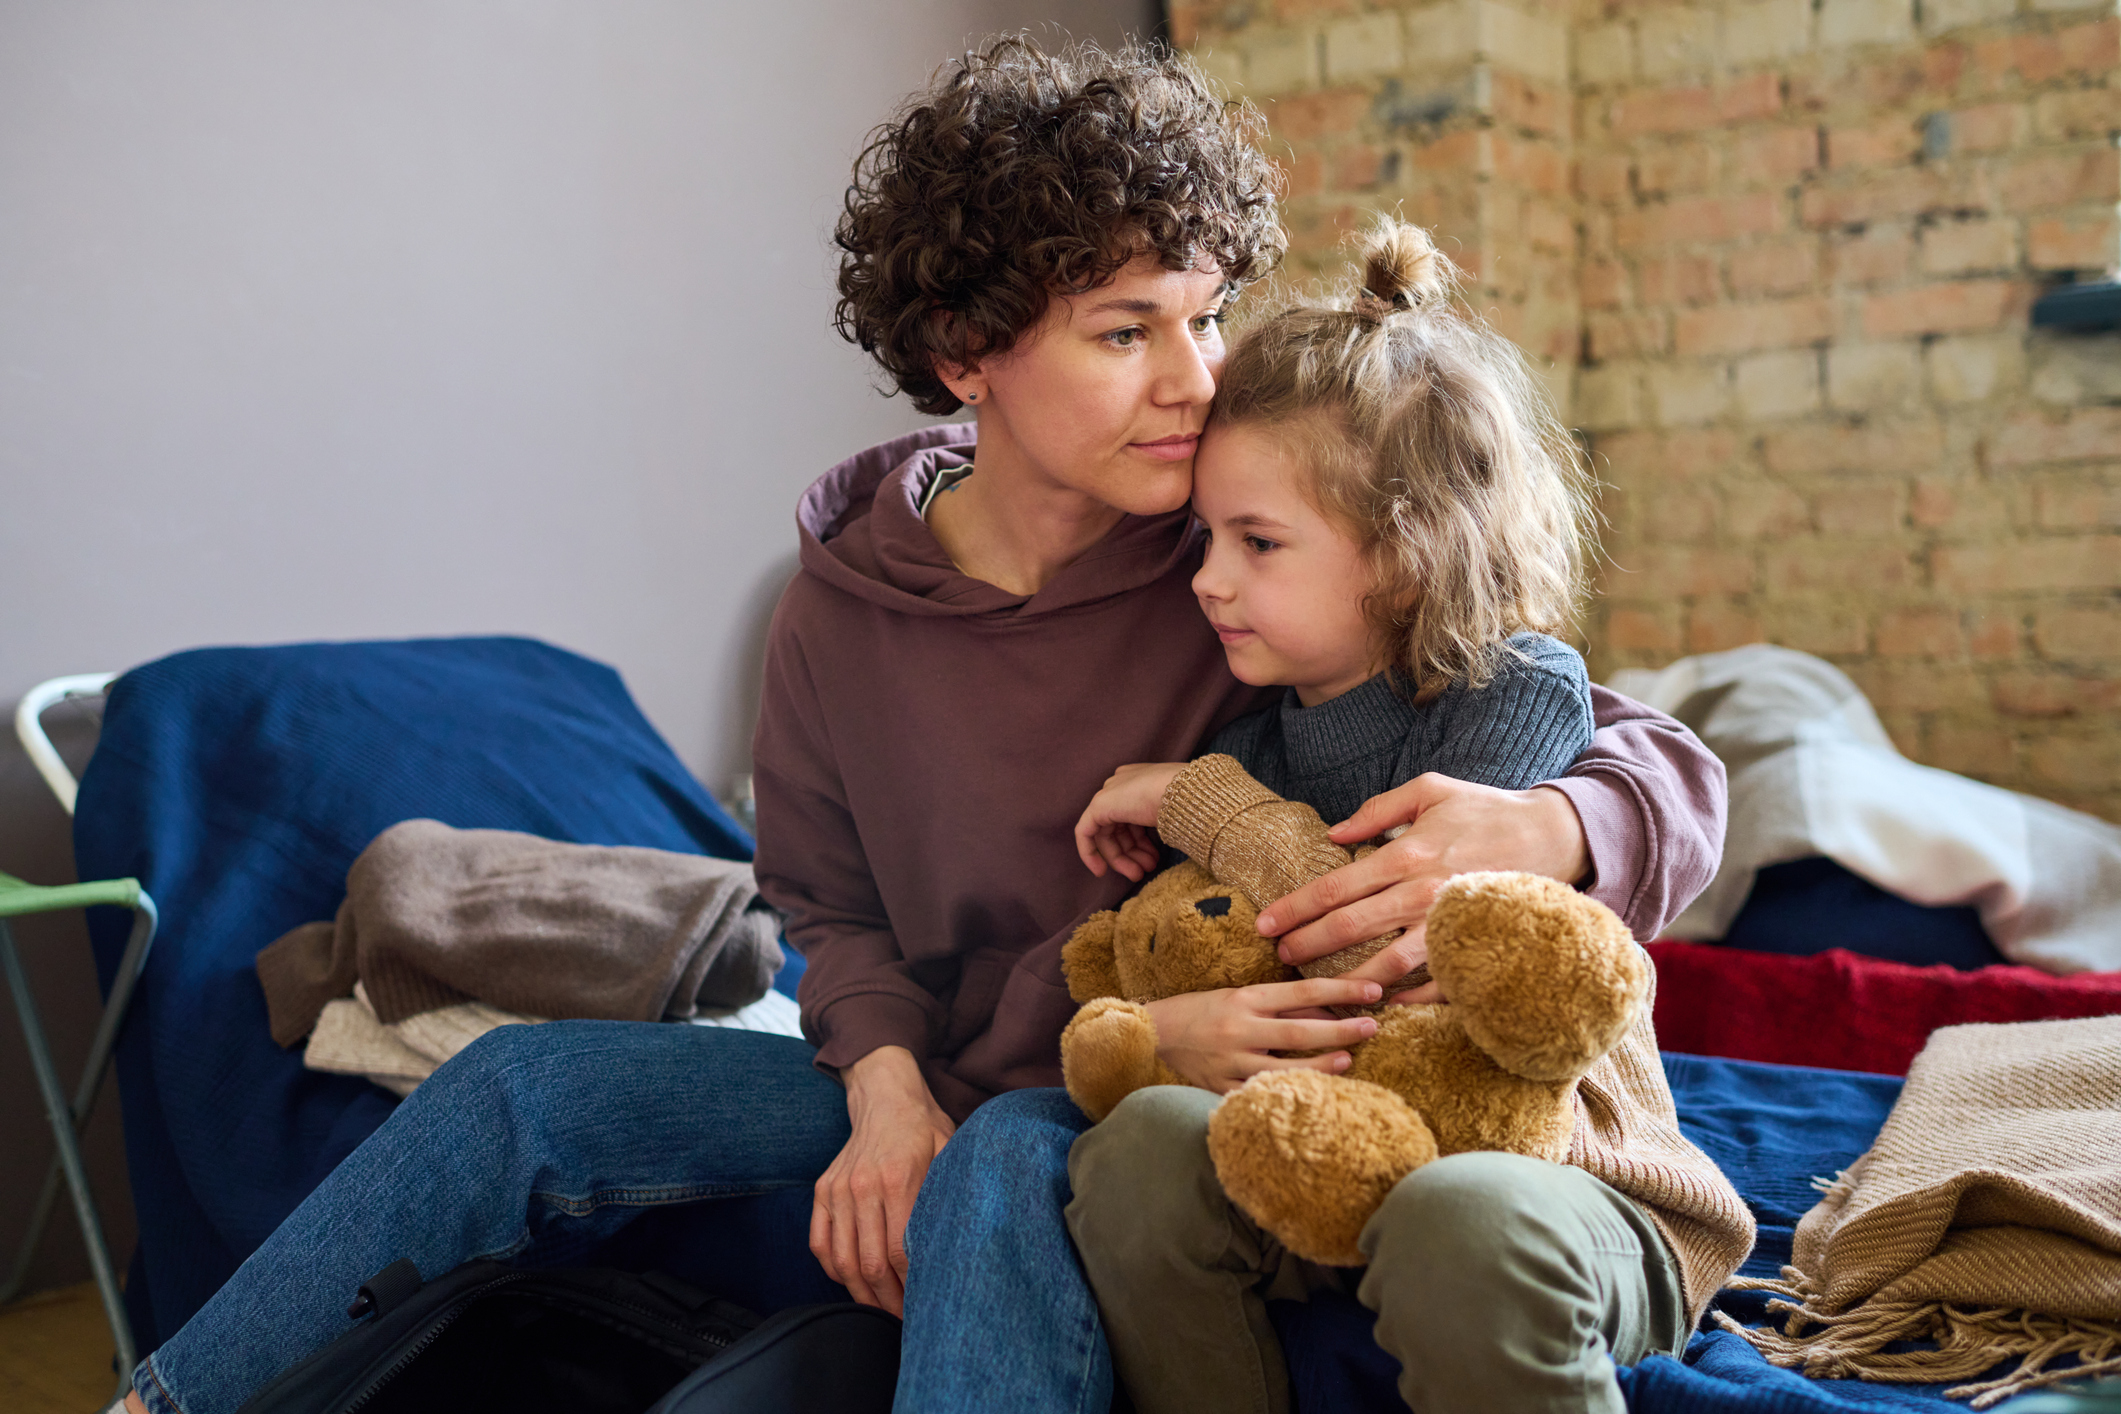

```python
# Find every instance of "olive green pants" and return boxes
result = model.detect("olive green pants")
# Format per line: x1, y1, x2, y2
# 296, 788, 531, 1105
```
1065, 1086, 1688, 1414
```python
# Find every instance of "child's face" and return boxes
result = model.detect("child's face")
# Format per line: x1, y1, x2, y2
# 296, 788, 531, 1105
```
1190, 422, 1380, 708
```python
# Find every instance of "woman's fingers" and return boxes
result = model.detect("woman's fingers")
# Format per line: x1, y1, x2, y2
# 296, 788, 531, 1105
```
1254, 847, 1400, 943
853, 1186, 905, 1316
1325, 772, 1454, 843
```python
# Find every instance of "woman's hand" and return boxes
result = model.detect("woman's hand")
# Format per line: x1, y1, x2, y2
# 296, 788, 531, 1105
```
1144, 976, 1385, 1093
811, 1045, 956, 1316
1073, 762, 1187, 880
1253, 775, 1589, 1002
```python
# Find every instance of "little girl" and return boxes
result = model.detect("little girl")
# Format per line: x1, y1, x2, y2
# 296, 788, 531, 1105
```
1066, 220, 1751, 1414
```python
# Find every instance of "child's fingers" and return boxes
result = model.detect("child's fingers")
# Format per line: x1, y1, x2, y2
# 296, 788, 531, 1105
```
1263, 1014, 1378, 1053
1100, 832, 1147, 882
1247, 976, 1385, 1013
1244, 1049, 1353, 1079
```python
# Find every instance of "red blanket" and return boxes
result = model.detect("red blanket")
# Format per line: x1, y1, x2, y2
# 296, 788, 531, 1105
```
1648, 942, 2121, 1076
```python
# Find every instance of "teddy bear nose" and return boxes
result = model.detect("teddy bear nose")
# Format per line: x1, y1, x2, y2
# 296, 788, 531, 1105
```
1195, 896, 1233, 918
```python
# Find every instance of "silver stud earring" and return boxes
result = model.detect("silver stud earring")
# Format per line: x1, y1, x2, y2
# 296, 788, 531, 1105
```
966, 391, 978, 402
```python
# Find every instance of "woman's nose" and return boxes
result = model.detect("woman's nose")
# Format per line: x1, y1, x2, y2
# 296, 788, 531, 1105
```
1156, 334, 1220, 408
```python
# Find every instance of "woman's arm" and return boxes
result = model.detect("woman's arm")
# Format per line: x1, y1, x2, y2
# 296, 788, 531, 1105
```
1248, 687, 1727, 984
752, 612, 953, 1315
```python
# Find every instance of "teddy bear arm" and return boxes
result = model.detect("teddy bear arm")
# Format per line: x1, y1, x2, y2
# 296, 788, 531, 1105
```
1060, 997, 1188, 1121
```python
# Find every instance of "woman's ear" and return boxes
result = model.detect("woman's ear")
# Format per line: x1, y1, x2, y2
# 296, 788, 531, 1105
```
933, 353, 987, 407
1062, 911, 1125, 1002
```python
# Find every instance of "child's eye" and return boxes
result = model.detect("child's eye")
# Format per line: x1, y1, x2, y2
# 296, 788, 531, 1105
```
1244, 535, 1279, 554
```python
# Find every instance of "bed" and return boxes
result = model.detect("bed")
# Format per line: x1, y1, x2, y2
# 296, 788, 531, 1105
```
64, 636, 2120, 1410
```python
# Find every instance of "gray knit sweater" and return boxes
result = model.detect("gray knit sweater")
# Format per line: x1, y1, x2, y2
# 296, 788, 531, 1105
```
1203, 633, 1595, 826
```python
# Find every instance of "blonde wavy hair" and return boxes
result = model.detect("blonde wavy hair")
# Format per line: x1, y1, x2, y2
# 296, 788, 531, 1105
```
1210, 219, 1595, 695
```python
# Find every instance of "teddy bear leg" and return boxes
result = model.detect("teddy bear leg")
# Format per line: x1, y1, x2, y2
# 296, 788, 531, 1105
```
1060, 997, 1185, 1121
1205, 1070, 1437, 1266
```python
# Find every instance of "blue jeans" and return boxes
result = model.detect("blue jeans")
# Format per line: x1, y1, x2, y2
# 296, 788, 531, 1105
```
132, 1023, 1109, 1414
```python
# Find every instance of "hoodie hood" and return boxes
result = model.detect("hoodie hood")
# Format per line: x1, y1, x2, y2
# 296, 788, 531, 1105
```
795, 424, 1204, 620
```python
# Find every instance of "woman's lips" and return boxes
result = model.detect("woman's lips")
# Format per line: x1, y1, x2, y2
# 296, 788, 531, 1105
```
1132, 434, 1200, 462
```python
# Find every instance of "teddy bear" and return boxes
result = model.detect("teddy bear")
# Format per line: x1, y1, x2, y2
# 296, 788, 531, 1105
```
1058, 755, 1649, 1266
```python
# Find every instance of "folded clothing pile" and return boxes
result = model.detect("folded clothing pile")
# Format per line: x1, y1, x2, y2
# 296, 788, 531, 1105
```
258, 818, 783, 1093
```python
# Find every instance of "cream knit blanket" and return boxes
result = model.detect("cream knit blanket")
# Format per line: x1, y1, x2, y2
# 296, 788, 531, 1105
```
1726, 1015, 2121, 1406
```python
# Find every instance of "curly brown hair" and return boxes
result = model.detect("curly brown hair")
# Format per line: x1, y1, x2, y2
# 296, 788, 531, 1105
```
835, 36, 1286, 416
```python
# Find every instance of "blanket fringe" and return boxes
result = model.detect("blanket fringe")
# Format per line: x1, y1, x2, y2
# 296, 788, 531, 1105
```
1719, 1270, 2121, 1408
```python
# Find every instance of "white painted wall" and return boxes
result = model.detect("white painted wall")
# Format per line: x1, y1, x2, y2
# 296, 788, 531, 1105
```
0, 0, 1155, 1295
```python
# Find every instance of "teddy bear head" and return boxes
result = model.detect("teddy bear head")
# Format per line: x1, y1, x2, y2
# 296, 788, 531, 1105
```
1062, 859, 1292, 1004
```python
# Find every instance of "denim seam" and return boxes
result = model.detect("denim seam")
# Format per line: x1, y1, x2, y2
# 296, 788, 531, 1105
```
528, 1179, 803, 1216
137, 1353, 186, 1414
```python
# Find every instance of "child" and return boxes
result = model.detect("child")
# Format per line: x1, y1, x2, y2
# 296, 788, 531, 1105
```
1065, 219, 1752, 1414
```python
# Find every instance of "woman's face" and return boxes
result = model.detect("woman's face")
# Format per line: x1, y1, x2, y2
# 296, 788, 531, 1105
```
964, 255, 1230, 517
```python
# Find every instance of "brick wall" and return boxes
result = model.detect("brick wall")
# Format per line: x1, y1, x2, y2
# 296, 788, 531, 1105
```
1176, 0, 2121, 822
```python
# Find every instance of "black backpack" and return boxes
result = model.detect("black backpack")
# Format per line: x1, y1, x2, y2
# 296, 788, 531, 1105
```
234, 1258, 901, 1414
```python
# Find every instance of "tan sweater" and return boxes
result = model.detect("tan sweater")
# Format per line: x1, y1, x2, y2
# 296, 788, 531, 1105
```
1159, 754, 1756, 1324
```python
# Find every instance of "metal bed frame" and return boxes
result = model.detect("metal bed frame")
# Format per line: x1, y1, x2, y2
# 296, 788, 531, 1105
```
2, 672, 156, 1392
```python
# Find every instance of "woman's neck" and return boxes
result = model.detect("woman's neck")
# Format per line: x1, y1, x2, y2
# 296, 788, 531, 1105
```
925, 433, 1129, 597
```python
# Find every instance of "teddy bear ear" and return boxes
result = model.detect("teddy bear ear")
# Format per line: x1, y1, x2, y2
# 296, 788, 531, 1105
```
1062, 911, 1126, 1003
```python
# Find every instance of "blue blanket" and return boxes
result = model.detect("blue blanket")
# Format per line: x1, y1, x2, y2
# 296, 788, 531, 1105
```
1275, 1055, 1986, 1413
72, 638, 751, 1348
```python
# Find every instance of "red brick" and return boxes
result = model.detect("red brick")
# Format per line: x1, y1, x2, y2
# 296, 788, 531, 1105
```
1862, 279, 2028, 338
2035, 90, 2119, 144
1814, 482, 1907, 535
1278, 150, 1326, 199
1615, 192, 1783, 249
1632, 545, 1760, 595
1967, 613, 2021, 660
1729, 240, 1821, 297
1764, 419, 1944, 475
1951, 102, 2029, 154
1493, 134, 1570, 195
1686, 599, 1765, 652
2036, 605, 2121, 661
1828, 119, 1921, 171
1761, 539, 1913, 592
1578, 153, 1633, 204
1587, 311, 1671, 359
1933, 535, 2121, 591
1604, 606, 1686, 653
1801, 167, 1982, 228
1772, 604, 1873, 658
1267, 89, 1374, 144
1829, 228, 1913, 285
1876, 607, 1964, 658
1332, 144, 1390, 190
1608, 74, 1783, 138
1993, 409, 2121, 468
1637, 142, 1719, 197
1991, 671, 2121, 719
2026, 734, 2121, 791
2003, 149, 2121, 212
1911, 476, 2015, 533
1412, 129, 1486, 171
1645, 489, 1718, 540
2035, 476, 2121, 530
1795, 47, 1964, 114
1493, 71, 1569, 140
1733, 127, 1823, 185
1638, 254, 1721, 306
1596, 428, 1745, 478
2028, 216, 2118, 272
1972, 20, 2119, 88
1675, 297, 1834, 356
1580, 260, 1629, 310
1845, 661, 1989, 714
1923, 724, 2018, 779
1274, 0, 1357, 15
1724, 481, 1811, 539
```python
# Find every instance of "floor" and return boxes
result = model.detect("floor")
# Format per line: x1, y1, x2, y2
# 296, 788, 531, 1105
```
0, 1282, 120, 1413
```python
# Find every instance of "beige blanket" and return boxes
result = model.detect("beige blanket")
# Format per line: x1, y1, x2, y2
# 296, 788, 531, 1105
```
1726, 1015, 2121, 1406
257, 819, 781, 1047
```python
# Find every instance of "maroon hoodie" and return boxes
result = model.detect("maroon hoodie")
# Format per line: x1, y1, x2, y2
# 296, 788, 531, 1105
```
751, 426, 1726, 1120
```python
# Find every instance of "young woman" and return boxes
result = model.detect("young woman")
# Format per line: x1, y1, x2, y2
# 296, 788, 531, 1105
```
121, 39, 1724, 1414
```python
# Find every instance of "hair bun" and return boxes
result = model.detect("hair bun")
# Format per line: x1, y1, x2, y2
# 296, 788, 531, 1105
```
1358, 219, 1448, 314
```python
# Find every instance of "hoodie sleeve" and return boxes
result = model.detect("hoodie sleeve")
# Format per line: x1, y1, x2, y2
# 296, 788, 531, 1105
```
751, 601, 941, 1076
1543, 685, 1727, 940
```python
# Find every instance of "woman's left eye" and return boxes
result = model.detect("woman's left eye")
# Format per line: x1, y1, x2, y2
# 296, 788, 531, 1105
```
1191, 311, 1227, 336
1104, 327, 1143, 349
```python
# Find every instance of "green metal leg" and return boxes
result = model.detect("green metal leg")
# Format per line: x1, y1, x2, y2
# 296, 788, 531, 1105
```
0, 914, 139, 1388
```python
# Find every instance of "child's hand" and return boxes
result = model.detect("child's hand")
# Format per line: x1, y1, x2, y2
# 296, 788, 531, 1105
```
1074, 762, 1186, 881
1144, 977, 1385, 1092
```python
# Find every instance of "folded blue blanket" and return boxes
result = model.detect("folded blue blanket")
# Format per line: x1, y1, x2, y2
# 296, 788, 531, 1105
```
73, 638, 751, 1348
1275, 1055, 1984, 1413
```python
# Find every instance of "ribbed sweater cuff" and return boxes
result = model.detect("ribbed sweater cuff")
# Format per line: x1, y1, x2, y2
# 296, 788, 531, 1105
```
1159, 754, 1282, 866
809, 991, 932, 1074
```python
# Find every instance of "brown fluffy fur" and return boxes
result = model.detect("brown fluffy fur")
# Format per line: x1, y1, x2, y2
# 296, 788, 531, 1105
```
1061, 861, 1646, 1264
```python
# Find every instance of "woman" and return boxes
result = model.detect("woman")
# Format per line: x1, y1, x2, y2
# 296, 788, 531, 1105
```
122, 38, 1721, 1414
